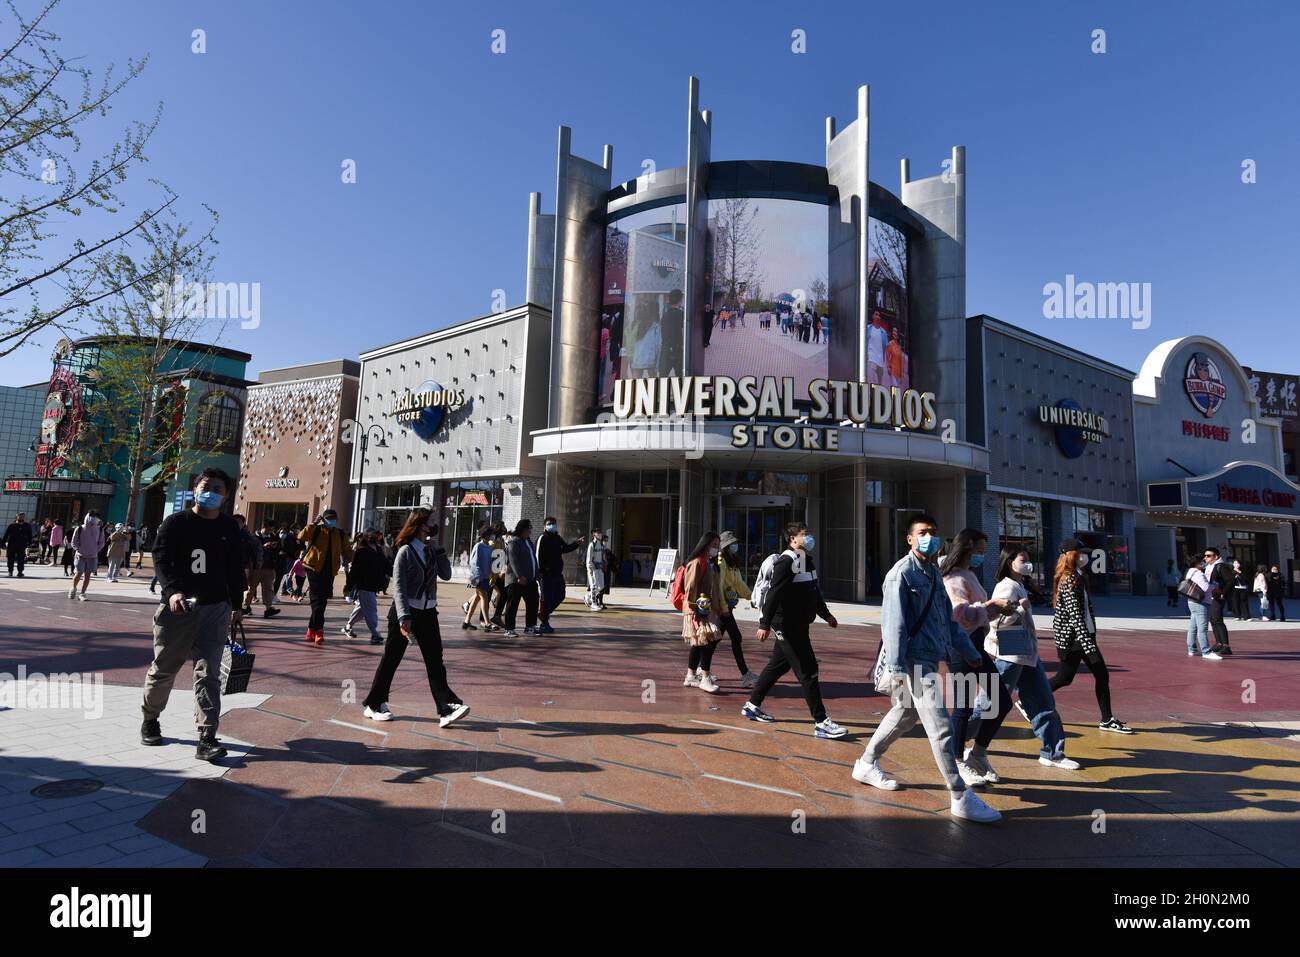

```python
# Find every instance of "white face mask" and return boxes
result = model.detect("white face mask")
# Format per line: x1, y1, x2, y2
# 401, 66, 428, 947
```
1012, 559, 1033, 575
1076, 554, 1090, 571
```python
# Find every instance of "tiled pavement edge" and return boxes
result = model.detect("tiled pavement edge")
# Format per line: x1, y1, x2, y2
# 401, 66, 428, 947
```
0, 686, 267, 867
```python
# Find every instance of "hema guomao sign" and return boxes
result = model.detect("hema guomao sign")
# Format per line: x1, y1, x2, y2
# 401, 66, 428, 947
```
612, 375, 938, 450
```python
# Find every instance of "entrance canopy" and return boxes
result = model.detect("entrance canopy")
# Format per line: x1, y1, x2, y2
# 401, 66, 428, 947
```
530, 421, 989, 478
1146, 461, 1300, 522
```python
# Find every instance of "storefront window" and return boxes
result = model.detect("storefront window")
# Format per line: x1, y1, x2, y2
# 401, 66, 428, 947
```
999, 497, 1045, 592
442, 480, 504, 569
1072, 506, 1107, 534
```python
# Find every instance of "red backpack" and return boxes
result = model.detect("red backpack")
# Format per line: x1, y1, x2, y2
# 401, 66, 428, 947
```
668, 561, 690, 611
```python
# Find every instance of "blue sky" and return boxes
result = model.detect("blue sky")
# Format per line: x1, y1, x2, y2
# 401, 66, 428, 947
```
3, 0, 1297, 385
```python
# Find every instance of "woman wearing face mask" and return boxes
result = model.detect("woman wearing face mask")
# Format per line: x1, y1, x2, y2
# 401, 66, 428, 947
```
1183, 557, 1218, 658
362, 507, 469, 727
1049, 538, 1133, 734
938, 528, 1013, 786
971, 548, 1080, 773
680, 532, 724, 693
716, 531, 760, 688
1230, 560, 1250, 621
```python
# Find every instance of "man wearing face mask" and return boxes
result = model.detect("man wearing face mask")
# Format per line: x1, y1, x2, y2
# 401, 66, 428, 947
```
297, 507, 354, 644
1266, 564, 1287, 622
67, 510, 106, 601
535, 516, 581, 634
502, 519, 539, 637
140, 468, 246, 761
853, 513, 1002, 823
741, 521, 847, 740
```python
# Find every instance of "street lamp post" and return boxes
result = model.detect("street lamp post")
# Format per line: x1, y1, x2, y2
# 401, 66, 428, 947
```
353, 424, 387, 534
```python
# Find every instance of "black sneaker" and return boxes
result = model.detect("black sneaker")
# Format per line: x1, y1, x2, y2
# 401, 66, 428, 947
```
196, 736, 228, 762
242, 606, 252, 616
1218, 645, 1233, 656
1098, 718, 1135, 734
369, 633, 384, 645
263, 607, 281, 618
141, 719, 163, 746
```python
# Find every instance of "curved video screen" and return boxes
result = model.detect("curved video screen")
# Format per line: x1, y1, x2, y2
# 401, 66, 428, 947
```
700, 197, 829, 395
598, 203, 687, 406
866, 217, 910, 391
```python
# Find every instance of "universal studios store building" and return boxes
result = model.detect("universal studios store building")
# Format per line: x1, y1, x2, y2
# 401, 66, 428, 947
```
523, 80, 993, 601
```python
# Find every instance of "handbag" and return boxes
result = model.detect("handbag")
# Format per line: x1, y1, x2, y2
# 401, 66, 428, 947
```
989, 611, 1036, 658
219, 619, 256, 695
1177, 577, 1205, 602
873, 567, 938, 686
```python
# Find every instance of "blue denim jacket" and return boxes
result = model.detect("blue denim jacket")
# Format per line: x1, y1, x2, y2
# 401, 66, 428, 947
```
880, 552, 980, 669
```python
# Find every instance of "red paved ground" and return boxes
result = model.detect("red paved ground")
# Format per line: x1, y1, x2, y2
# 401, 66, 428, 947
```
3, 574, 1298, 867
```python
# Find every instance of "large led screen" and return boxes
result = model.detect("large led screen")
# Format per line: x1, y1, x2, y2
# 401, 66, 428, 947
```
597, 204, 687, 406
700, 198, 829, 395
866, 217, 910, 391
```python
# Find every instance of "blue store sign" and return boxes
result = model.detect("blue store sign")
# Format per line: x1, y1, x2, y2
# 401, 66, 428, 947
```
388, 380, 466, 441
1037, 399, 1111, 459
1149, 462, 1300, 518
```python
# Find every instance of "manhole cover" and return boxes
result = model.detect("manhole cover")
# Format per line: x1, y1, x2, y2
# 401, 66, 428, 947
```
31, 778, 103, 800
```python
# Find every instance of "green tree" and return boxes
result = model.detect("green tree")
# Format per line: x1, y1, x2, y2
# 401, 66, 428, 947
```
0, 0, 169, 356
76, 209, 229, 526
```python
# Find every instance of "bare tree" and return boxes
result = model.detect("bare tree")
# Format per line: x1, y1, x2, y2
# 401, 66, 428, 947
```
808, 276, 828, 312
710, 198, 764, 306
0, 0, 168, 357
70, 208, 229, 527
869, 218, 907, 287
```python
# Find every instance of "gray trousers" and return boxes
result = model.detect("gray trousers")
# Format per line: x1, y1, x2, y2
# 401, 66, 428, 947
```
141, 601, 230, 736
863, 659, 965, 793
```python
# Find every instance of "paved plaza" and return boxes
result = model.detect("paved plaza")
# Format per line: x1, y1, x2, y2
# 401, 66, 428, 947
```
1, 564, 1298, 868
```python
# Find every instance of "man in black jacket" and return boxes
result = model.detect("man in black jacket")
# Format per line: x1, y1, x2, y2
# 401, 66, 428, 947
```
535, 516, 581, 635
741, 521, 846, 738
2, 512, 33, 577
1204, 546, 1234, 656
140, 469, 246, 761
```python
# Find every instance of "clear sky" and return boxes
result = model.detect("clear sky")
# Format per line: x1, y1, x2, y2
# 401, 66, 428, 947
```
3, 0, 1297, 385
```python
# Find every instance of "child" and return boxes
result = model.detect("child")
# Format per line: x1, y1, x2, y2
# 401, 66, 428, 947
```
290, 556, 307, 602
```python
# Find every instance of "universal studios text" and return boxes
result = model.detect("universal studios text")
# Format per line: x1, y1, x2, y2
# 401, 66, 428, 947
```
610, 375, 939, 452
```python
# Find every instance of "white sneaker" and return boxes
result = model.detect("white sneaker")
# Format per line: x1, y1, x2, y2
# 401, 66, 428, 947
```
1039, 755, 1082, 770
963, 746, 999, 784
951, 789, 1002, 823
957, 761, 988, 788
67, 587, 75, 600
696, 669, 719, 694
1187, 649, 1195, 656
1262, 616, 1270, 622
851, 758, 899, 790
76, 592, 86, 601
741, 670, 760, 688
1203, 651, 1223, 660
363, 704, 393, 721
439, 703, 470, 728
683, 669, 701, 688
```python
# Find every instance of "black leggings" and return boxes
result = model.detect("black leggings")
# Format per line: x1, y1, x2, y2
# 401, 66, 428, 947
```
688, 641, 718, 672
719, 613, 749, 674
1049, 647, 1112, 723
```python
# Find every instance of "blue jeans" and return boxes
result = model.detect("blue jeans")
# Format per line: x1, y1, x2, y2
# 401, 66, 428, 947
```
994, 658, 1067, 761
1186, 602, 1210, 654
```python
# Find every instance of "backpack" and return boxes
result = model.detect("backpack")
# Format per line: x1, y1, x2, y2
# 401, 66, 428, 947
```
668, 561, 689, 611
750, 550, 795, 611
